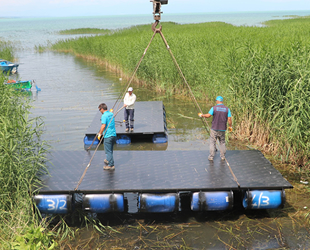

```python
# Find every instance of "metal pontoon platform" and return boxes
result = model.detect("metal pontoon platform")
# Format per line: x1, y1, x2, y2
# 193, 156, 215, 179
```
40, 150, 292, 194
85, 101, 167, 137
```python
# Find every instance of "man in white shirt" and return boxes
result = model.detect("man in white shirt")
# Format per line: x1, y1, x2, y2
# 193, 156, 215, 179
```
123, 87, 136, 132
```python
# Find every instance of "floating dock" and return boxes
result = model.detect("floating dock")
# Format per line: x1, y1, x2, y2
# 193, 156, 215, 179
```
34, 150, 292, 214
84, 101, 167, 146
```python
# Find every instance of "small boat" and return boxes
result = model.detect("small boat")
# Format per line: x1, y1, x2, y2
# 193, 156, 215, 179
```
0, 59, 19, 74
5, 79, 32, 91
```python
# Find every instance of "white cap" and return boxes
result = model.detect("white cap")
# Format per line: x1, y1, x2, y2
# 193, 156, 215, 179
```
128, 87, 133, 91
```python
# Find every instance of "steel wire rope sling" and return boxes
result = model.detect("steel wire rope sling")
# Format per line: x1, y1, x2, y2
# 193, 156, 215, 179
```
79, 0, 239, 190
75, 106, 124, 191
111, 29, 158, 114
79, 24, 159, 188
150, 13, 240, 188
85, 35, 159, 151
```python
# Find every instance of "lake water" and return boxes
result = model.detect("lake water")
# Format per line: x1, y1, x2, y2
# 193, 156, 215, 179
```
1, 10, 310, 48
1, 10, 310, 249
1, 10, 310, 150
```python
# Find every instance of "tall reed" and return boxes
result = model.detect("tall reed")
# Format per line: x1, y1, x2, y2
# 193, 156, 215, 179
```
51, 17, 310, 167
0, 40, 14, 61
0, 74, 51, 248
58, 28, 111, 35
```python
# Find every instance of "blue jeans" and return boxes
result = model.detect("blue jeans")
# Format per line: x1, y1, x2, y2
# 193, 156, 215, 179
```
104, 136, 116, 167
124, 108, 134, 129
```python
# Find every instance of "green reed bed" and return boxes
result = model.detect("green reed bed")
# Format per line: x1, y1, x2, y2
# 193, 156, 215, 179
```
0, 74, 53, 248
51, 17, 310, 167
0, 40, 14, 61
58, 28, 111, 35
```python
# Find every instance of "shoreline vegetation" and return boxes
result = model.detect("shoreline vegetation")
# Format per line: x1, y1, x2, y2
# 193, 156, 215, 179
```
58, 28, 111, 35
0, 43, 58, 249
51, 17, 310, 170
0, 40, 14, 61
0, 74, 53, 248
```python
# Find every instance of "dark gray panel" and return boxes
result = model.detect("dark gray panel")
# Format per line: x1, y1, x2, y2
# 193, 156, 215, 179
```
40, 151, 89, 192
226, 150, 292, 189
79, 151, 237, 192
39, 150, 292, 194
85, 101, 165, 135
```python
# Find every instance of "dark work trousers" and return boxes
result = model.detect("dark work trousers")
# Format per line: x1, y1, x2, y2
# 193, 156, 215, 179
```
124, 108, 134, 129
209, 129, 226, 158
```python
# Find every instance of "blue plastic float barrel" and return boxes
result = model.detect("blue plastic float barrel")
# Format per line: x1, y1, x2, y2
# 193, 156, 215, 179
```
243, 190, 285, 209
84, 135, 99, 146
83, 194, 124, 213
139, 193, 179, 213
152, 133, 168, 144
191, 191, 234, 211
33, 194, 72, 214
116, 135, 131, 144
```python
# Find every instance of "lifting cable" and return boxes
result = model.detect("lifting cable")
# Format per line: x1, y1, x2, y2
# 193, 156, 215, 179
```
151, 21, 240, 187
76, 32, 159, 190
112, 29, 158, 113
77, 20, 240, 190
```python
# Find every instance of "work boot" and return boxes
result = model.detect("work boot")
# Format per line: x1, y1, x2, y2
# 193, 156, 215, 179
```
125, 128, 129, 132
103, 165, 115, 170
104, 159, 108, 165
221, 157, 226, 161
208, 156, 213, 161
130, 128, 134, 132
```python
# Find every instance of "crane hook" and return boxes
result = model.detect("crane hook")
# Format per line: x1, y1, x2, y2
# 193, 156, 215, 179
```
152, 20, 162, 32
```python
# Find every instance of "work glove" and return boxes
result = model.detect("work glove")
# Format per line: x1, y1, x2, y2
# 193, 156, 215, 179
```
228, 127, 233, 132
198, 113, 203, 118
97, 133, 102, 141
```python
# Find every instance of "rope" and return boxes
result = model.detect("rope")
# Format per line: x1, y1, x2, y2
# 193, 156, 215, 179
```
80, 20, 240, 189
79, 30, 158, 189
75, 106, 124, 191
112, 29, 158, 113
157, 26, 240, 187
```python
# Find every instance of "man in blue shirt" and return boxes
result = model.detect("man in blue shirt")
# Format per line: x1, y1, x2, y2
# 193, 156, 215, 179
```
97, 103, 117, 170
198, 96, 232, 161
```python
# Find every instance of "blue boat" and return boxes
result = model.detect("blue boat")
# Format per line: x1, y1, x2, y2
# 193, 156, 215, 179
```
0, 59, 19, 74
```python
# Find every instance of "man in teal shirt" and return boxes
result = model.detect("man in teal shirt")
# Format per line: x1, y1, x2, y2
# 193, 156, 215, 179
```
98, 103, 117, 170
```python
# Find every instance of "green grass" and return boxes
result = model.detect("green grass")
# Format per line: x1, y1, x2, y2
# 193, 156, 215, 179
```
50, 17, 310, 167
58, 28, 111, 35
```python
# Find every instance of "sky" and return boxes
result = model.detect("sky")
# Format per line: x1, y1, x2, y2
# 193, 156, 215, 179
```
0, 0, 310, 17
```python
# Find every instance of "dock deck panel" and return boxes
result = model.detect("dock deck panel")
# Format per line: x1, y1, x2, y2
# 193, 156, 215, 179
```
40, 150, 292, 194
227, 150, 292, 189
85, 101, 166, 136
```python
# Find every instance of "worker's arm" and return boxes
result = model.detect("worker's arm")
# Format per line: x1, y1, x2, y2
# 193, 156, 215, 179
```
99, 123, 106, 135
198, 113, 212, 118
97, 124, 106, 140
123, 93, 128, 107
203, 113, 212, 118
228, 117, 232, 127
198, 107, 213, 118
